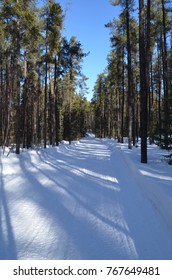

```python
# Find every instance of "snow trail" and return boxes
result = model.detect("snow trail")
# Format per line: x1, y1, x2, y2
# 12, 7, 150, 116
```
0, 135, 172, 259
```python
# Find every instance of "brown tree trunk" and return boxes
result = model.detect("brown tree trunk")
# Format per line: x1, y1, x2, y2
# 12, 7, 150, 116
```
15, 6, 21, 154
126, 0, 133, 149
139, 0, 149, 163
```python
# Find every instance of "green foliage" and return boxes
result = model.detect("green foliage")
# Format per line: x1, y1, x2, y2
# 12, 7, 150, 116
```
41, 0, 63, 55
0, 0, 91, 152
95, 0, 172, 162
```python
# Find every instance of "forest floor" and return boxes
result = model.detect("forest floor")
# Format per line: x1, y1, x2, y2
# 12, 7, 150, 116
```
0, 134, 172, 260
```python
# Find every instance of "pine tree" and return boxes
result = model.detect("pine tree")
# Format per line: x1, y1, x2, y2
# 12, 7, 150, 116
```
41, 0, 63, 148
60, 36, 87, 143
0, 1, 90, 152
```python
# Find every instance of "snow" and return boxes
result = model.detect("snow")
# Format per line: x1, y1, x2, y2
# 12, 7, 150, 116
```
0, 134, 172, 260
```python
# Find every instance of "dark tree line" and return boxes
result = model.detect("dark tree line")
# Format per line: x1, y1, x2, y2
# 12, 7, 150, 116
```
0, 0, 92, 154
92, 0, 172, 163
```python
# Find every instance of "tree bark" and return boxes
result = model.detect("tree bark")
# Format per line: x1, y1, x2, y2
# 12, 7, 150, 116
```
139, 0, 148, 163
126, 0, 133, 149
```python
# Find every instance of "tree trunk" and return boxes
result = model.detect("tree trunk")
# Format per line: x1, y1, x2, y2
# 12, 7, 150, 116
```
121, 45, 125, 143
161, 0, 169, 149
54, 55, 60, 146
15, 8, 21, 154
126, 0, 133, 149
44, 52, 48, 149
139, 0, 148, 163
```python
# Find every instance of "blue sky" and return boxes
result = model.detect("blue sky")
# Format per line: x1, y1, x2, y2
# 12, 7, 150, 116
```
58, 0, 120, 100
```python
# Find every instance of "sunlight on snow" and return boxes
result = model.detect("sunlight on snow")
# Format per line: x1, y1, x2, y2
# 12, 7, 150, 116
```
12, 200, 62, 256
53, 159, 120, 191
60, 141, 112, 159
79, 168, 119, 183
2, 164, 21, 175
140, 170, 172, 181
72, 199, 138, 259
2, 136, 172, 259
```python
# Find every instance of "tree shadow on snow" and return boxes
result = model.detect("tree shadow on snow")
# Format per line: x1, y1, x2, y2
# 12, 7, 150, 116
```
15, 147, 138, 260
0, 155, 17, 260
2, 137, 170, 260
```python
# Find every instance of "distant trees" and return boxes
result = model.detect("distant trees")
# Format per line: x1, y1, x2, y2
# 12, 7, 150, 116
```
92, 0, 172, 162
60, 36, 88, 144
0, 0, 90, 153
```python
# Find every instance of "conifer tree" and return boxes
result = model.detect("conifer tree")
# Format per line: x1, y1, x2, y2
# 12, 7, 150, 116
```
41, 0, 63, 148
109, 0, 135, 148
60, 36, 87, 143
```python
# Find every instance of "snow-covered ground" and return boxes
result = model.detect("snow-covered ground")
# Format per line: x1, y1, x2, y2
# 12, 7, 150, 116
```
0, 134, 172, 260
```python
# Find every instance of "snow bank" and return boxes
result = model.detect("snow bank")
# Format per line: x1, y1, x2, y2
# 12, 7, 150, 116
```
120, 146, 172, 232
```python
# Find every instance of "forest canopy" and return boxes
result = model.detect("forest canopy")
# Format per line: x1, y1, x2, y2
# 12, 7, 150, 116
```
0, 0, 92, 154
0, 0, 172, 164
92, 0, 172, 162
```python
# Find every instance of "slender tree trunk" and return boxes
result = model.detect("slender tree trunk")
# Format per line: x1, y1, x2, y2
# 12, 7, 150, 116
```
68, 67, 73, 144
3, 59, 10, 147
37, 69, 42, 145
21, 53, 27, 148
149, 56, 154, 144
146, 0, 151, 148
48, 73, 53, 145
161, 0, 169, 149
136, 83, 140, 142
117, 88, 122, 142
0, 48, 3, 146
139, 0, 148, 163
44, 45, 48, 149
126, 0, 133, 149
107, 89, 111, 138
121, 45, 125, 143
15, 7, 21, 154
54, 56, 60, 146
68, 90, 72, 144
